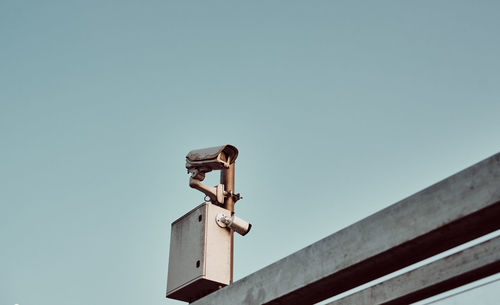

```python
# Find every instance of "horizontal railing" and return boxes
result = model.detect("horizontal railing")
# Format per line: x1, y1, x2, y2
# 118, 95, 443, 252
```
192, 153, 500, 305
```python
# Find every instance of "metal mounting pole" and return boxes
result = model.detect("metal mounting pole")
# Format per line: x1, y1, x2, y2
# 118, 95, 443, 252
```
169, 145, 250, 302
221, 163, 235, 283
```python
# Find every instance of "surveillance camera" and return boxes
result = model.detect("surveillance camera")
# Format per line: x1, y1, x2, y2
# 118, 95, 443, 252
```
216, 213, 252, 236
186, 145, 238, 177
229, 215, 252, 236
185, 145, 239, 204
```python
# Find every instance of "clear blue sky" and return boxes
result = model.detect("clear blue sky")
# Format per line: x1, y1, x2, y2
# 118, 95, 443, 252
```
1, 1, 499, 305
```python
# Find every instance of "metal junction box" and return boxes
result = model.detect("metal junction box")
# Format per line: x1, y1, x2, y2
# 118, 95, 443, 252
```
166, 202, 231, 302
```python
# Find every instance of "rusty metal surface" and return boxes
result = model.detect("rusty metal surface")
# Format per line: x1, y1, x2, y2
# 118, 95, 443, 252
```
191, 152, 500, 305
326, 235, 500, 305
221, 163, 235, 284
186, 145, 238, 163
185, 145, 238, 172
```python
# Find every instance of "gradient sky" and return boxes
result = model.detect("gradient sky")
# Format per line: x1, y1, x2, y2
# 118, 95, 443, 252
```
1, 1, 499, 305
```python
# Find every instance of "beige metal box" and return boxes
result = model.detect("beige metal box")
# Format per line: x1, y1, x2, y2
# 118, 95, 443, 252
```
166, 202, 231, 302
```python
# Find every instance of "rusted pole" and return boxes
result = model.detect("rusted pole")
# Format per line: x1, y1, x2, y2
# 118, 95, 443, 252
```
221, 163, 235, 283
221, 163, 235, 212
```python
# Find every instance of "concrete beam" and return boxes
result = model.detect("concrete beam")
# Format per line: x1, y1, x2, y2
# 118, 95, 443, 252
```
192, 153, 500, 305
326, 235, 500, 305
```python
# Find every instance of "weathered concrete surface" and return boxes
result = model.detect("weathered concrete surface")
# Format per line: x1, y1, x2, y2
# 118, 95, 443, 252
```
191, 153, 500, 305
327, 235, 500, 305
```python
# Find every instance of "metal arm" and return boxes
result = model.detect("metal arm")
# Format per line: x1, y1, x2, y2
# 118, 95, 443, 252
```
189, 176, 225, 204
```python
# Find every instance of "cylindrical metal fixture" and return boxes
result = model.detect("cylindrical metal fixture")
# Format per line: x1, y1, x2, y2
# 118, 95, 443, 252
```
221, 163, 235, 283
221, 163, 235, 212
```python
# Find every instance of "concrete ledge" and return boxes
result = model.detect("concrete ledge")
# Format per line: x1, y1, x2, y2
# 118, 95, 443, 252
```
327, 235, 500, 305
192, 153, 500, 305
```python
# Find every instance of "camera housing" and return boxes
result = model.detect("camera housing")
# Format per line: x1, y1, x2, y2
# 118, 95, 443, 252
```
186, 145, 238, 178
